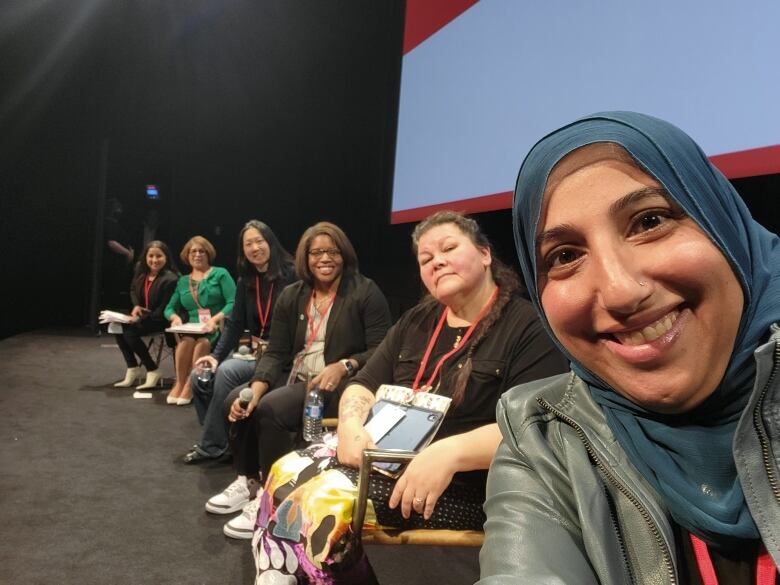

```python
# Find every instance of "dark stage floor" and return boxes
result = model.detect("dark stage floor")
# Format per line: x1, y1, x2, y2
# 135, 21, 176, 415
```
0, 330, 480, 585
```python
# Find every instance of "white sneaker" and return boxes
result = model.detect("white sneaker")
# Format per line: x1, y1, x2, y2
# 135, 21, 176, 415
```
205, 476, 250, 515
223, 496, 259, 540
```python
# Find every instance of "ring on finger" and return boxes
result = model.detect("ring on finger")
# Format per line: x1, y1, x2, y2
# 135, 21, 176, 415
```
413, 496, 424, 505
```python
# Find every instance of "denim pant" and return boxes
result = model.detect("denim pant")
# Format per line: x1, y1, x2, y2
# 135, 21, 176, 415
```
191, 357, 256, 458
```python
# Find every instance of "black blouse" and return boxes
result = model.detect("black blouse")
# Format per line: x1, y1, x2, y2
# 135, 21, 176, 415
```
673, 523, 774, 585
211, 268, 296, 363
354, 295, 567, 441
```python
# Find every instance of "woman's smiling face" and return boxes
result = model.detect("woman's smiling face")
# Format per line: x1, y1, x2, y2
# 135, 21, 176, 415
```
536, 146, 743, 413
242, 227, 270, 271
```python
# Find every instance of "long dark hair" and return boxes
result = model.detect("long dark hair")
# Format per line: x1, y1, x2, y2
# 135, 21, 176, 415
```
133, 240, 179, 279
294, 221, 359, 287
412, 210, 521, 408
236, 220, 294, 285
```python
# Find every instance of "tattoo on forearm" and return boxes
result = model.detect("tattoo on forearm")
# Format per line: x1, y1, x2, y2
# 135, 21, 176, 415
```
339, 394, 373, 422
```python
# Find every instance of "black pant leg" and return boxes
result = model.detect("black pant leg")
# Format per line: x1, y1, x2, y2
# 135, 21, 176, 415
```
226, 387, 260, 477
122, 324, 158, 371
114, 333, 138, 367
255, 382, 309, 479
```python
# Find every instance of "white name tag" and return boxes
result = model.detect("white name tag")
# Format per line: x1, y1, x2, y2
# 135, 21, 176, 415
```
364, 403, 406, 443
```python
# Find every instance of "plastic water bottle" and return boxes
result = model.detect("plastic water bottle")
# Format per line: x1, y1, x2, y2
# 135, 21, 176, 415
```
302, 386, 324, 443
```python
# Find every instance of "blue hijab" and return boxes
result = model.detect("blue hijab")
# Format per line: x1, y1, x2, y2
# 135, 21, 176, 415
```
512, 111, 780, 547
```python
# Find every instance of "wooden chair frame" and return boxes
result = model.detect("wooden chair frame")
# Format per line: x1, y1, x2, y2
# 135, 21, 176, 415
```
318, 419, 484, 547
350, 447, 485, 547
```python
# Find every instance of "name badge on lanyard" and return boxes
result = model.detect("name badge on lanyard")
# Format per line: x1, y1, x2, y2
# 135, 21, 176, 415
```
197, 308, 212, 324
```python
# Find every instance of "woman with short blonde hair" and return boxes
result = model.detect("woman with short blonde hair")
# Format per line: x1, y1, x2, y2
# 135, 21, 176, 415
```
164, 235, 235, 405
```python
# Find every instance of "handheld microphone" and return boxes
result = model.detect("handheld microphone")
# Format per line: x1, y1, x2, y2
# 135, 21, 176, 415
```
238, 387, 254, 409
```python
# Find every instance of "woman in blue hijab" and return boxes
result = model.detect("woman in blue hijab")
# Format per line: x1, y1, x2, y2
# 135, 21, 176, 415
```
479, 112, 780, 584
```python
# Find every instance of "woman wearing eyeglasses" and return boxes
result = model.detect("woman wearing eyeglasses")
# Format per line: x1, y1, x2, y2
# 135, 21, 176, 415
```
163, 236, 236, 405
204, 222, 392, 530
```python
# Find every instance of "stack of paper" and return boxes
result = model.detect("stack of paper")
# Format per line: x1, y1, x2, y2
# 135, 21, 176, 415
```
165, 323, 208, 334
99, 310, 133, 324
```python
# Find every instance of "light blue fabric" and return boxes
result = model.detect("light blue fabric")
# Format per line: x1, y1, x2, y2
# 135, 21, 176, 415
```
512, 111, 780, 546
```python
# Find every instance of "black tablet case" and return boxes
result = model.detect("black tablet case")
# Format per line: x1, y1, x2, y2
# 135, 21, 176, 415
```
369, 399, 445, 474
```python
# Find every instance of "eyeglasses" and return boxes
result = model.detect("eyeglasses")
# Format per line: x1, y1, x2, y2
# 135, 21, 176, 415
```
308, 248, 341, 258
189, 249, 207, 256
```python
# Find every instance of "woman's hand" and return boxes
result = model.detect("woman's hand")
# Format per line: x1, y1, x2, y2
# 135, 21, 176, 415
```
389, 440, 459, 520
310, 362, 346, 392
204, 316, 221, 333
228, 381, 266, 422
130, 305, 144, 321
336, 418, 376, 468
169, 314, 183, 327
388, 425, 501, 520
194, 355, 218, 373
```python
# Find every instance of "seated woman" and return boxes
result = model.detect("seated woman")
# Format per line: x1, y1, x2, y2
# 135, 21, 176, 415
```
164, 236, 236, 405
113, 240, 179, 389
248, 211, 567, 583
183, 220, 296, 463
205, 221, 392, 530
479, 112, 780, 584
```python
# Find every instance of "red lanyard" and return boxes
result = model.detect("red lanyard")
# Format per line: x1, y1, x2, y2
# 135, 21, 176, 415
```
188, 274, 205, 309
690, 533, 777, 585
143, 276, 155, 309
303, 289, 336, 352
412, 287, 498, 391
255, 275, 274, 337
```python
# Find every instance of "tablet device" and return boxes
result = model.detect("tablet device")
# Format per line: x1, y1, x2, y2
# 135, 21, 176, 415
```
368, 399, 445, 476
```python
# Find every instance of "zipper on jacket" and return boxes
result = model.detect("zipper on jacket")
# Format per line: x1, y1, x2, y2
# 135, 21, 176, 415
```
538, 397, 677, 585
753, 340, 780, 503
602, 482, 637, 585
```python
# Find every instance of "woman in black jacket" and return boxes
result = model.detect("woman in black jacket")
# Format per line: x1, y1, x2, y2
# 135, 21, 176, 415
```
204, 222, 392, 533
113, 240, 178, 389
183, 220, 296, 463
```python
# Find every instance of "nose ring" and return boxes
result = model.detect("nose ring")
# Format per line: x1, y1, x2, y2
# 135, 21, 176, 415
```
638, 281, 646, 287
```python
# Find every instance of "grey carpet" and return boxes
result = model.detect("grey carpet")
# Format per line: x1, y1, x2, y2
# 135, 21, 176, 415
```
0, 330, 480, 585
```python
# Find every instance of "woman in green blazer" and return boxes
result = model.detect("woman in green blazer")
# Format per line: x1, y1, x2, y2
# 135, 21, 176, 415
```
164, 235, 236, 405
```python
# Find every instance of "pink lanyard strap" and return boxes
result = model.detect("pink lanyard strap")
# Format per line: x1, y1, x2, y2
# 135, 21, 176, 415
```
255, 275, 274, 337
303, 289, 336, 353
143, 276, 154, 309
411, 287, 498, 391
690, 533, 777, 585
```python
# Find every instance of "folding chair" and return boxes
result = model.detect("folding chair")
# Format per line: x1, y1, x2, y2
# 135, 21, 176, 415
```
144, 332, 176, 369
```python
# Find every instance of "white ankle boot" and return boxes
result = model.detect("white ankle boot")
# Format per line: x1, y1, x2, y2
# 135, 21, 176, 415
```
114, 367, 143, 387
136, 369, 163, 389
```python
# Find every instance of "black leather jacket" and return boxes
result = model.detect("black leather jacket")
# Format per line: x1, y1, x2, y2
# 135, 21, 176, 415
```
479, 325, 780, 584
